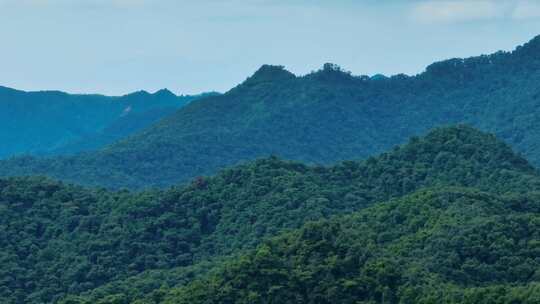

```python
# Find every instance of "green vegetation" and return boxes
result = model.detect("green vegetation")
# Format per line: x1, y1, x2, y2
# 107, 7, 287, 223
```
1, 126, 540, 303
0, 86, 211, 158
165, 188, 540, 304
2, 36, 540, 188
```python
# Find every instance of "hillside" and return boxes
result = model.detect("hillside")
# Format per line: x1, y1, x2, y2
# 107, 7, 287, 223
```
47, 107, 180, 155
0, 87, 209, 158
1, 126, 539, 304
1, 37, 540, 188
164, 188, 540, 304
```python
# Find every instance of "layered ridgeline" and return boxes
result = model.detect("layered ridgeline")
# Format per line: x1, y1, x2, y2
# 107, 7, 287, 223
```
2, 36, 540, 188
0, 86, 215, 158
1, 126, 540, 304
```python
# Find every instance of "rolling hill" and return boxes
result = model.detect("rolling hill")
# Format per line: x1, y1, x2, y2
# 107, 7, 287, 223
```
1, 126, 539, 303
165, 187, 540, 304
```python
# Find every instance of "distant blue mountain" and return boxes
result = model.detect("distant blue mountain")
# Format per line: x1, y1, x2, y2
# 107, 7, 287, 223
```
0, 87, 217, 158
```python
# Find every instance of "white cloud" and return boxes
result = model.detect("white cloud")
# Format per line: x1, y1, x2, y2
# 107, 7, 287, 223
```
512, 0, 540, 19
410, 1, 505, 24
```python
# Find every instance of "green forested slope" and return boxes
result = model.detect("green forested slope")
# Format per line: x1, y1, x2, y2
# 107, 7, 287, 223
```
47, 107, 180, 155
1, 126, 539, 303
2, 36, 540, 188
164, 188, 540, 304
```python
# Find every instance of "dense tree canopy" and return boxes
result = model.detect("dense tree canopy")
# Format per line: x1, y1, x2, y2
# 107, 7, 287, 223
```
1, 126, 540, 303
163, 188, 540, 304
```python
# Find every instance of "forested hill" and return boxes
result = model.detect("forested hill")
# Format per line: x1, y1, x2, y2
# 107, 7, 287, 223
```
0, 87, 213, 158
2, 36, 540, 189
165, 188, 540, 304
2, 126, 540, 304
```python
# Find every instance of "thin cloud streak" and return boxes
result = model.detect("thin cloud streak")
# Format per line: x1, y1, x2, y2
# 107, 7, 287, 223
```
0, 0, 152, 9
410, 0, 540, 24
411, 1, 503, 24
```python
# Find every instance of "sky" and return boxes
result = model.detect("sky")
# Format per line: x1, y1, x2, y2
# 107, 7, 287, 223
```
1, 0, 540, 96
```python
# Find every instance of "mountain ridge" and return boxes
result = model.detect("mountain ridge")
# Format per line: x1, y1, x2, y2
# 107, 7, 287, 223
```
235, 33, 540, 86
0, 86, 216, 158
1, 35, 540, 189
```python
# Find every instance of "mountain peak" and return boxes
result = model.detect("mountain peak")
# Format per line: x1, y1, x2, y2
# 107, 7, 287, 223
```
124, 90, 151, 98
243, 65, 296, 85
306, 63, 356, 83
153, 88, 176, 98
395, 125, 534, 174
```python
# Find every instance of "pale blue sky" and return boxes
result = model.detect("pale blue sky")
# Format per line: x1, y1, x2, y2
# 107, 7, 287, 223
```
1, 0, 540, 95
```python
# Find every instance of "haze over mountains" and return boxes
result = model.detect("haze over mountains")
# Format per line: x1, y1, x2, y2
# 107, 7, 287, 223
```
1, 36, 540, 189
0, 86, 216, 158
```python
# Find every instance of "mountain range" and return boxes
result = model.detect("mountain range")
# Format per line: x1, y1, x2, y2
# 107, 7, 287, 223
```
1, 36, 540, 189
2, 35, 540, 304
0, 86, 216, 158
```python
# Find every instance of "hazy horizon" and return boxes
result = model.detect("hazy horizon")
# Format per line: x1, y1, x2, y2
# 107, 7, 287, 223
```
2, 0, 540, 96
